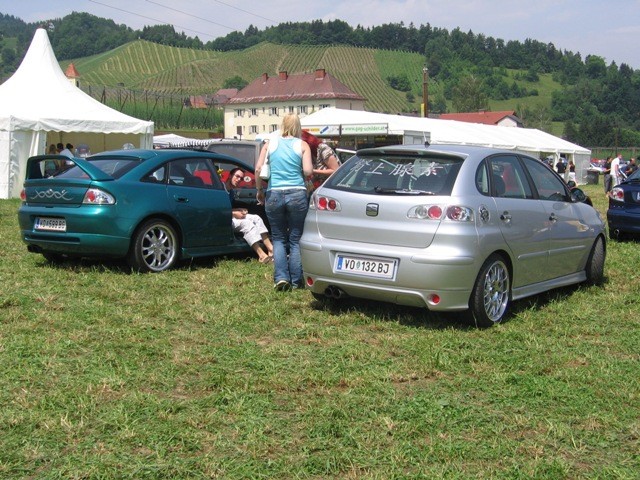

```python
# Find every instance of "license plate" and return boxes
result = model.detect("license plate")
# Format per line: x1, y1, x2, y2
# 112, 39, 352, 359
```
335, 254, 397, 279
35, 217, 66, 232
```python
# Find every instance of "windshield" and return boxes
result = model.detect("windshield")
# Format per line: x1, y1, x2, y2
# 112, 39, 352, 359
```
207, 143, 259, 167
627, 167, 640, 181
323, 153, 462, 195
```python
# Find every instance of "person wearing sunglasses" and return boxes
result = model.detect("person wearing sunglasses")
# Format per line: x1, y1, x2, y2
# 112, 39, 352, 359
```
225, 168, 273, 263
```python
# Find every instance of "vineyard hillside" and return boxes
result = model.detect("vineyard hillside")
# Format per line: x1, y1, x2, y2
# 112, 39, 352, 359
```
65, 40, 549, 115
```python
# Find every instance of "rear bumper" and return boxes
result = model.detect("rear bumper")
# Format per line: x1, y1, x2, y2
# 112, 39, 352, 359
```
18, 205, 133, 257
300, 237, 481, 312
21, 231, 131, 257
607, 209, 640, 234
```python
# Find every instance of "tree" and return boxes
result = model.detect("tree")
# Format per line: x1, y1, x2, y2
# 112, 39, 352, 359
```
585, 55, 606, 79
517, 104, 552, 132
563, 120, 579, 142
1, 46, 16, 72
223, 76, 248, 90
451, 75, 488, 112
387, 74, 411, 91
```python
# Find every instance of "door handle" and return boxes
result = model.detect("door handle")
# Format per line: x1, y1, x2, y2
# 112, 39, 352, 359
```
549, 213, 557, 223
174, 196, 189, 203
499, 211, 511, 223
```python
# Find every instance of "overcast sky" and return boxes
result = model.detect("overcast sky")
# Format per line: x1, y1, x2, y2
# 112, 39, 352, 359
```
4, 0, 640, 68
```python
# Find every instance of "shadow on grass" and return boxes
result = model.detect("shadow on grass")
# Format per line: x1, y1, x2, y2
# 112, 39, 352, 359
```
309, 294, 472, 331
309, 276, 608, 331
33, 251, 254, 274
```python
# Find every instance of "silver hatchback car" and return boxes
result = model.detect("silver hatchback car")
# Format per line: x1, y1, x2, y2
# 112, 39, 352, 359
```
300, 144, 606, 326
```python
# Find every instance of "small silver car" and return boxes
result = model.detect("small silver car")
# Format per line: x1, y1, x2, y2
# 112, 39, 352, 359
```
300, 144, 606, 326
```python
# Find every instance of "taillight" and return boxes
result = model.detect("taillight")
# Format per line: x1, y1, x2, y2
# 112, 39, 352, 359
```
408, 204, 473, 221
20, 189, 26, 201
446, 205, 473, 221
314, 194, 341, 211
610, 187, 624, 202
409, 204, 443, 220
83, 188, 115, 205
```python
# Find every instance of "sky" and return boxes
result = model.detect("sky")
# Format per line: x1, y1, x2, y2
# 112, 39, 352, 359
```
3, 0, 640, 69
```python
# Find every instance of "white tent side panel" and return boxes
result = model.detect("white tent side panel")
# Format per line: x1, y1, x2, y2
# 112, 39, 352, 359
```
0, 129, 46, 199
0, 28, 153, 198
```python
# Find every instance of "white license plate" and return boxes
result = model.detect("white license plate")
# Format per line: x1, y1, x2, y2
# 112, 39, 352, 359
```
335, 254, 397, 279
35, 217, 66, 232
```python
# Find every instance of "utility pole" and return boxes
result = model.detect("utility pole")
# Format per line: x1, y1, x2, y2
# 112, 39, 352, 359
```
422, 65, 429, 118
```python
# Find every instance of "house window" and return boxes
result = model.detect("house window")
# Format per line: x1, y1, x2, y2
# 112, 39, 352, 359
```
297, 105, 308, 114
250, 125, 258, 134
249, 108, 258, 117
235, 108, 245, 117
269, 124, 278, 133
288, 106, 295, 114
319, 104, 330, 110
269, 107, 278, 116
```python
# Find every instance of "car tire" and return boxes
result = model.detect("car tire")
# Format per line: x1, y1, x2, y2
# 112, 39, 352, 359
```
585, 236, 605, 285
468, 254, 510, 327
128, 219, 179, 272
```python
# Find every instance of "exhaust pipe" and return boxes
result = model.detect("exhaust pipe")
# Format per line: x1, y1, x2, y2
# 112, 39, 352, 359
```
324, 285, 347, 299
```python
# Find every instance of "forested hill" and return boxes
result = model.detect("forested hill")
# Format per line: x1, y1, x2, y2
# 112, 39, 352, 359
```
1, 11, 640, 146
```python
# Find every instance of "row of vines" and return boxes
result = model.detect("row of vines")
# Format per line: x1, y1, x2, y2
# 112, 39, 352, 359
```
67, 40, 432, 129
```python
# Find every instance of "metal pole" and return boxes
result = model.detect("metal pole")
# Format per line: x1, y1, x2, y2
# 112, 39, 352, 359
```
422, 65, 429, 118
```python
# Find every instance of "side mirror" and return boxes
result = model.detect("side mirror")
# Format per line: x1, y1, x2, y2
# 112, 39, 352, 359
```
571, 188, 587, 203
566, 180, 577, 188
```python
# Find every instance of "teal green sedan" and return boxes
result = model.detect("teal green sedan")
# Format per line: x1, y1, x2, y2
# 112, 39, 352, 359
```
18, 149, 262, 272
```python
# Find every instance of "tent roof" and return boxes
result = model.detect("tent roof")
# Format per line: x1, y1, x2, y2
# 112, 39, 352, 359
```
0, 28, 153, 135
301, 108, 590, 156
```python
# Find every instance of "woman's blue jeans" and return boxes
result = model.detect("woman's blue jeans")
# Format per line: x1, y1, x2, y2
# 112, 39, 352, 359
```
265, 189, 309, 287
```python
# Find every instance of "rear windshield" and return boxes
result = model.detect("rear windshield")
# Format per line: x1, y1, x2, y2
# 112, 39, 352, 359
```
207, 144, 259, 167
324, 153, 462, 196
58, 158, 141, 179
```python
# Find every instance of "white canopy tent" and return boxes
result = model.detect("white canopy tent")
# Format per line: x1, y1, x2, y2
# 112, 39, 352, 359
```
302, 108, 592, 182
0, 28, 154, 199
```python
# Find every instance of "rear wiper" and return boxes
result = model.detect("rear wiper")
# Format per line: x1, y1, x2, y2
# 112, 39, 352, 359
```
374, 187, 435, 195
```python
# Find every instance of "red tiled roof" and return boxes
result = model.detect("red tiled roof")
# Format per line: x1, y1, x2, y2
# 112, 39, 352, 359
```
212, 88, 238, 104
228, 69, 365, 104
439, 110, 519, 126
188, 96, 208, 108
64, 63, 80, 78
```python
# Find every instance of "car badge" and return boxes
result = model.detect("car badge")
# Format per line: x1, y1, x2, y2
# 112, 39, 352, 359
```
366, 203, 379, 217
479, 205, 490, 223
31, 188, 72, 200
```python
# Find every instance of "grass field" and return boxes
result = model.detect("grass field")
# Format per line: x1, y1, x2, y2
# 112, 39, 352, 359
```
0, 184, 638, 479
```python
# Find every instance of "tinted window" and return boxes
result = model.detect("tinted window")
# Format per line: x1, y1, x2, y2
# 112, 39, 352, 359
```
523, 157, 569, 201
207, 143, 259, 167
487, 155, 534, 199
56, 158, 141, 179
168, 158, 220, 189
324, 154, 461, 195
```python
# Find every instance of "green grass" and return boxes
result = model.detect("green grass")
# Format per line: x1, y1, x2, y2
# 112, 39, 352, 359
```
0, 185, 638, 478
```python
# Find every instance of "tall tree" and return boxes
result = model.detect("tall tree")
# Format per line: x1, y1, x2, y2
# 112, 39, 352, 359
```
451, 75, 488, 112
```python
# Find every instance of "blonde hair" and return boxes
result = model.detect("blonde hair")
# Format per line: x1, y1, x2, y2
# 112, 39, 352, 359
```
280, 113, 302, 138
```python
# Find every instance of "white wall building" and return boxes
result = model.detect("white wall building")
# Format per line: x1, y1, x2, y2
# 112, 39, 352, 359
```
224, 69, 365, 140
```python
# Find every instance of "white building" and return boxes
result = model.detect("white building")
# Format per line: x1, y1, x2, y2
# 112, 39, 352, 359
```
224, 69, 365, 140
